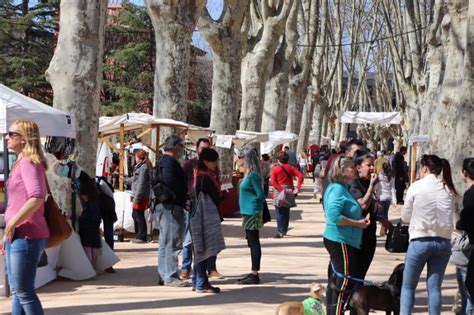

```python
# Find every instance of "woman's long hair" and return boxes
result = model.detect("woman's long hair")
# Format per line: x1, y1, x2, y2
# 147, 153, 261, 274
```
382, 162, 392, 181
134, 149, 152, 168
421, 154, 457, 195
241, 147, 262, 178
462, 158, 474, 180
78, 171, 99, 202
14, 119, 48, 169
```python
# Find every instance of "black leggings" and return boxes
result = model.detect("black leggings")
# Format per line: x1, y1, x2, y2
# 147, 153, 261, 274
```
324, 238, 361, 315
132, 209, 147, 241
358, 230, 377, 279
245, 229, 261, 271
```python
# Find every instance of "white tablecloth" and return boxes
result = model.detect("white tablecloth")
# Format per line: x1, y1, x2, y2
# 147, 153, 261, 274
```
113, 191, 153, 233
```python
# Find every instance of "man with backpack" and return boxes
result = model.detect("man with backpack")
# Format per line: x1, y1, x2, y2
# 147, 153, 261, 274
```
152, 135, 190, 287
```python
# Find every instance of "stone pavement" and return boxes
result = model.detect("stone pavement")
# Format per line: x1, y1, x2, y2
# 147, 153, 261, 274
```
0, 179, 457, 314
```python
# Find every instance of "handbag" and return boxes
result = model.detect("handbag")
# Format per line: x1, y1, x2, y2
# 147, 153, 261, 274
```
273, 166, 297, 208
44, 177, 73, 248
262, 200, 271, 223
385, 220, 409, 253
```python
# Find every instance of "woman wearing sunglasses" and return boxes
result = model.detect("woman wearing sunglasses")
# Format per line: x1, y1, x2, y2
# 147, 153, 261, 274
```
1, 120, 49, 314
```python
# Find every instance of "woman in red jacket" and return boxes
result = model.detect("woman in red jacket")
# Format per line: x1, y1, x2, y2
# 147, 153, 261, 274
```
271, 151, 304, 238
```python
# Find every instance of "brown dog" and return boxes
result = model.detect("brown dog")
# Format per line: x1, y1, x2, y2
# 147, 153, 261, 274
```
349, 263, 405, 315
276, 283, 326, 315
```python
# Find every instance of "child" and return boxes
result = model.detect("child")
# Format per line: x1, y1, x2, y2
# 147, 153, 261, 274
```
376, 162, 396, 236
451, 230, 473, 315
77, 171, 102, 268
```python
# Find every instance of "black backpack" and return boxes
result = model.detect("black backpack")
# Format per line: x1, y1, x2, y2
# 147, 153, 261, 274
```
151, 163, 175, 204
95, 177, 117, 223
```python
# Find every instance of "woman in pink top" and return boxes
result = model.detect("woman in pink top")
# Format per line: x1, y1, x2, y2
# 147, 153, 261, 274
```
1, 120, 48, 315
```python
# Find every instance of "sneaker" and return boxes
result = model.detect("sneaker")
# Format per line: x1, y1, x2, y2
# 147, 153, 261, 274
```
157, 275, 164, 286
208, 271, 224, 279
164, 279, 191, 287
130, 239, 145, 244
274, 233, 284, 239
236, 273, 260, 285
180, 270, 191, 280
196, 285, 220, 293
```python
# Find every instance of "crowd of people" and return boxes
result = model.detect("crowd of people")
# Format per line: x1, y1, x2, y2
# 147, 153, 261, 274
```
0, 119, 472, 315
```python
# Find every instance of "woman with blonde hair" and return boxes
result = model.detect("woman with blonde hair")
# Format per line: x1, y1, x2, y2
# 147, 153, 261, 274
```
1, 120, 49, 314
323, 155, 370, 315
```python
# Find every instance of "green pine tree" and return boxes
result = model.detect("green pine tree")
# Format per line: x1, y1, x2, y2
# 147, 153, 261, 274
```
0, 0, 58, 104
101, 1, 154, 115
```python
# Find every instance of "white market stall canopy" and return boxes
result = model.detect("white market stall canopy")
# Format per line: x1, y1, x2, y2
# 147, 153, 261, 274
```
98, 112, 210, 141
214, 130, 298, 154
408, 135, 429, 144
214, 130, 270, 149
261, 131, 299, 154
0, 84, 76, 138
337, 111, 401, 125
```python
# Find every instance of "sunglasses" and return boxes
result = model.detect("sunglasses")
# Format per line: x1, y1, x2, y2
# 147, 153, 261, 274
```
7, 131, 21, 138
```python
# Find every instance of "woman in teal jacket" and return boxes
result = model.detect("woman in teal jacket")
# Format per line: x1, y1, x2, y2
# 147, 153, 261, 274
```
323, 155, 370, 315
237, 147, 266, 285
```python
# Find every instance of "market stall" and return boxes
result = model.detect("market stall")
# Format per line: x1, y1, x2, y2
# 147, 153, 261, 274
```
98, 113, 211, 233
407, 135, 429, 183
214, 130, 299, 216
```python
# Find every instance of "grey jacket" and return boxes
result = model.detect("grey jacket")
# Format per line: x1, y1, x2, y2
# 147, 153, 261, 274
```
132, 161, 151, 204
190, 193, 226, 264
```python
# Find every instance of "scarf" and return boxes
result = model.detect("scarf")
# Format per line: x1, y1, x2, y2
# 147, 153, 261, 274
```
194, 169, 220, 192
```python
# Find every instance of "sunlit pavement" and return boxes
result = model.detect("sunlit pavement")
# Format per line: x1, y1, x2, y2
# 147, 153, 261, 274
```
0, 179, 456, 314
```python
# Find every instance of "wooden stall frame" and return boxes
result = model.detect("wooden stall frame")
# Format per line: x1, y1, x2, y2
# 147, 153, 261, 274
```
98, 122, 197, 192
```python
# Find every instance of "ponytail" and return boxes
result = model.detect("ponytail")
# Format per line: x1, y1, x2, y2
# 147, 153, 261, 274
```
441, 158, 457, 195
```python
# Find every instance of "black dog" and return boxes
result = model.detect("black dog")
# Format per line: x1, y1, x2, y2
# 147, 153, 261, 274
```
349, 263, 405, 315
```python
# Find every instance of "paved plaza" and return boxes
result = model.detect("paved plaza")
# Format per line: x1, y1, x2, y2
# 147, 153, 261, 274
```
0, 179, 457, 314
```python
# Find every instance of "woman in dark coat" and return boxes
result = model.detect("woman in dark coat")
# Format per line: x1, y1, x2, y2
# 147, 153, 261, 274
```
457, 157, 474, 300
130, 149, 151, 243
77, 171, 102, 268
190, 148, 224, 293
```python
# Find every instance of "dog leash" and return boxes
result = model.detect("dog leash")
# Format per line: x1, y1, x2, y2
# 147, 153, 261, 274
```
330, 261, 383, 287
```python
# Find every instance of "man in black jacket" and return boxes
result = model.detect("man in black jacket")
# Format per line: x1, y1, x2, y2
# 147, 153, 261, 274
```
154, 135, 190, 287
393, 146, 407, 205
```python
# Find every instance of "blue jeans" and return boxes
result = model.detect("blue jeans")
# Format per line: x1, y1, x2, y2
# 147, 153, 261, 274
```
400, 237, 451, 315
182, 211, 193, 272
5, 237, 47, 315
456, 267, 473, 314
155, 203, 185, 283
182, 212, 218, 273
275, 207, 290, 235
192, 257, 210, 289
379, 199, 391, 221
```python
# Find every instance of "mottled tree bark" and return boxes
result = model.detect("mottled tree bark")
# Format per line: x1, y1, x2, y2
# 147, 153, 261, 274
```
46, 0, 107, 176
239, 0, 294, 132
198, 0, 249, 180
146, 0, 206, 139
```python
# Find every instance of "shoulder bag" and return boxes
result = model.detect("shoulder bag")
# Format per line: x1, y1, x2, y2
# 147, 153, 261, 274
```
44, 177, 73, 248
274, 166, 297, 208
385, 220, 409, 253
